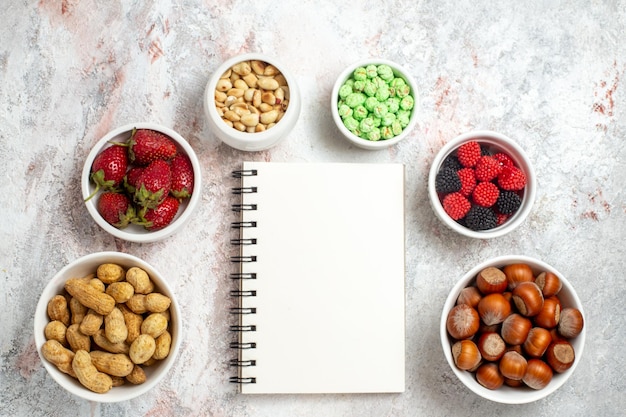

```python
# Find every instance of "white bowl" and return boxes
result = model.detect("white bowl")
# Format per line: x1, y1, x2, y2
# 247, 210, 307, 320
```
440, 255, 586, 404
34, 251, 182, 402
81, 123, 202, 243
203, 53, 301, 151
428, 130, 536, 239
330, 58, 419, 150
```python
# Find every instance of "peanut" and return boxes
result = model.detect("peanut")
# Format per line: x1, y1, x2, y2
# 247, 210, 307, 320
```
47, 295, 70, 326
66, 323, 91, 352
141, 313, 168, 338
129, 334, 156, 364
145, 293, 171, 313
41, 339, 76, 378
105, 281, 134, 303
97, 263, 125, 284
104, 307, 128, 344
79, 309, 103, 336
89, 351, 134, 377
119, 304, 143, 344
111, 375, 126, 387
153, 330, 172, 360
44, 320, 68, 346
126, 267, 154, 294
125, 364, 146, 385
93, 329, 130, 354
69, 297, 88, 324
64, 278, 115, 315
72, 350, 113, 393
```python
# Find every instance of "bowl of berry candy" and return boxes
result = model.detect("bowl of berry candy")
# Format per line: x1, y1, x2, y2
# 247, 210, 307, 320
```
428, 130, 536, 239
81, 123, 202, 243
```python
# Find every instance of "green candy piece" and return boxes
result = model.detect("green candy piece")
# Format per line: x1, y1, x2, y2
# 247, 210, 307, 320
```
363, 80, 377, 97
353, 79, 366, 92
380, 126, 394, 139
400, 95, 414, 110
345, 92, 366, 108
338, 104, 353, 118
342, 116, 359, 132
372, 117, 382, 127
366, 128, 381, 141
386, 97, 400, 113
377, 64, 394, 81
397, 110, 411, 127
381, 112, 396, 126
375, 86, 390, 102
359, 117, 376, 133
390, 77, 406, 89
373, 102, 388, 118
366, 65, 378, 79
353, 105, 368, 120
353, 67, 367, 81
396, 84, 411, 98
364, 96, 379, 111
338, 84, 353, 99
391, 120, 403, 135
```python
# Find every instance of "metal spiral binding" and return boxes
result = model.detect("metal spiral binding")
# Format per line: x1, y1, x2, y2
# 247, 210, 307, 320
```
230, 168, 259, 385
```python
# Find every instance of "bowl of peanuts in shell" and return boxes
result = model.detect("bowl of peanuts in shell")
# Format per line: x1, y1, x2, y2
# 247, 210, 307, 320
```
34, 251, 181, 402
440, 255, 586, 404
204, 53, 301, 151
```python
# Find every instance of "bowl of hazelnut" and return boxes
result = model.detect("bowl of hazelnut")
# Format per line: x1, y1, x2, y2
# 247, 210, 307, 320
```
204, 53, 301, 152
428, 130, 536, 239
440, 255, 585, 404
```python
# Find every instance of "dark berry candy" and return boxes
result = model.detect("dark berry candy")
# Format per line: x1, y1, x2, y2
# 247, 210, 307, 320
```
465, 206, 498, 231
496, 190, 522, 214
435, 167, 462, 194
442, 155, 463, 171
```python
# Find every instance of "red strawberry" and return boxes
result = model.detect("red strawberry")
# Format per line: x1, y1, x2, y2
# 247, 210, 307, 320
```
97, 191, 135, 228
457, 168, 477, 197
442, 192, 471, 220
134, 159, 171, 209
456, 141, 482, 168
86, 145, 128, 201
124, 128, 178, 166
170, 154, 194, 199
124, 166, 144, 194
139, 196, 180, 231
474, 155, 503, 182
498, 166, 527, 190
472, 181, 500, 207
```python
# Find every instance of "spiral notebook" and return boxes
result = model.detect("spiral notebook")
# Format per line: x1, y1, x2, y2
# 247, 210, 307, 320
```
229, 161, 405, 394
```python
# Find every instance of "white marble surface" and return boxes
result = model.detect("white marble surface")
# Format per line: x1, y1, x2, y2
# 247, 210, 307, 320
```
1, 1, 625, 416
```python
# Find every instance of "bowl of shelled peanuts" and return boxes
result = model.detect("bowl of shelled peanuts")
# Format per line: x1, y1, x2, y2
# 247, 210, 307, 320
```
204, 53, 302, 151
440, 255, 586, 404
34, 251, 182, 402
331, 58, 419, 150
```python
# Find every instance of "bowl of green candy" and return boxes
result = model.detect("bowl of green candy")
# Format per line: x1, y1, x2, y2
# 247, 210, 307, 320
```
331, 59, 419, 150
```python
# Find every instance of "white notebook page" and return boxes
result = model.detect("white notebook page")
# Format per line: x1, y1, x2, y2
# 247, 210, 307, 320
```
235, 162, 405, 394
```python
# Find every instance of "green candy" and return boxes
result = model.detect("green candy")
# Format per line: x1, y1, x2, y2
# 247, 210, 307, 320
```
397, 110, 411, 127
396, 84, 411, 98
375, 86, 390, 101
377, 64, 394, 81
380, 126, 394, 139
381, 112, 396, 126
364, 96, 379, 111
366, 127, 381, 141
353, 67, 367, 81
391, 120, 403, 136
338, 84, 353, 99
345, 92, 366, 108
365, 65, 378, 79
338, 104, 353, 118
353, 105, 368, 120
343, 116, 359, 132
353, 79, 366, 92
400, 95, 414, 110
363, 80, 377, 97
359, 117, 376, 133
386, 97, 400, 113
373, 102, 388, 118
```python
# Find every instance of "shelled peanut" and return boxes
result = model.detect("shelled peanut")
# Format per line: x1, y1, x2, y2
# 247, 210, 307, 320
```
214, 59, 290, 133
41, 263, 173, 394
446, 264, 584, 391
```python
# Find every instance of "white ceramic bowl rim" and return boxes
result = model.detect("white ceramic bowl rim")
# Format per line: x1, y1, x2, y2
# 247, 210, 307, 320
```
204, 52, 301, 150
81, 122, 202, 243
440, 255, 586, 404
330, 58, 420, 150
34, 251, 182, 402
428, 130, 536, 239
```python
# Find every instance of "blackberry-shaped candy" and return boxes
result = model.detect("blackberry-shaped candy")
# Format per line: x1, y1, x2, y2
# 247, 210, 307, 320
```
496, 191, 522, 214
442, 155, 463, 171
465, 206, 497, 231
435, 167, 461, 194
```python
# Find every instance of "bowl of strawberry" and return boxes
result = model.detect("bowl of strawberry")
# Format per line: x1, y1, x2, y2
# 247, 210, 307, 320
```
81, 123, 201, 243
428, 130, 536, 239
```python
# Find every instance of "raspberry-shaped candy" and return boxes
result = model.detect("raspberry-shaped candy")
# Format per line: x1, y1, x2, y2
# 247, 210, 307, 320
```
498, 166, 526, 190
456, 141, 482, 168
496, 190, 522, 214
472, 181, 500, 207
496, 212, 510, 226
465, 206, 497, 231
493, 152, 514, 167
435, 167, 461, 194
442, 192, 471, 220
457, 168, 476, 197
474, 155, 503, 182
